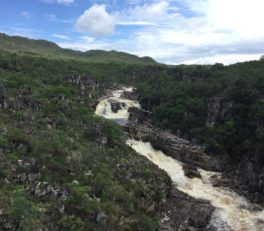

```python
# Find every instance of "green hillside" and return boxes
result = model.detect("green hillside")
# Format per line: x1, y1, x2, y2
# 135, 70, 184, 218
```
0, 33, 157, 65
1, 32, 264, 230
0, 46, 168, 230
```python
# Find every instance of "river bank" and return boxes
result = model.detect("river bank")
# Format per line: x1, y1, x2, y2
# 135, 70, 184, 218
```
126, 107, 264, 206
95, 87, 264, 231
124, 87, 264, 207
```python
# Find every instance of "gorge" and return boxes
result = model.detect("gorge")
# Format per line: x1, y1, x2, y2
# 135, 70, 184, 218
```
95, 87, 264, 231
1, 33, 264, 231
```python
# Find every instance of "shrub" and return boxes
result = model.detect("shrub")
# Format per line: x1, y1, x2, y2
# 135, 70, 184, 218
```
10, 192, 41, 231
58, 215, 84, 231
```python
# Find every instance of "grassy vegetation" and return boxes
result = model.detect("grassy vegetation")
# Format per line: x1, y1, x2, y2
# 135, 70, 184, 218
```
0, 48, 170, 230
0, 33, 157, 65
1, 32, 264, 229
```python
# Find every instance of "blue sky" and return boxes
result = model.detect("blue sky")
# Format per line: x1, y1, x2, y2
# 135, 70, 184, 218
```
1, 0, 264, 64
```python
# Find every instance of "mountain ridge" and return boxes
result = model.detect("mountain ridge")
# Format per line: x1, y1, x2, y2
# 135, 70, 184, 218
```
0, 32, 157, 65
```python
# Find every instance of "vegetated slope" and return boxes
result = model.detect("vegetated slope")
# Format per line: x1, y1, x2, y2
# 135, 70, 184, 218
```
1, 31, 264, 229
130, 61, 264, 200
0, 50, 170, 230
0, 32, 157, 65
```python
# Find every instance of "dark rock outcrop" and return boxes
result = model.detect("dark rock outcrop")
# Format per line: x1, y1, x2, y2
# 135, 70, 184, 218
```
0, 209, 15, 230
123, 90, 140, 101
28, 182, 68, 201
232, 159, 264, 204
0, 95, 41, 111
139, 96, 160, 111
206, 97, 232, 128
126, 90, 264, 205
64, 74, 106, 103
124, 107, 216, 230
15, 172, 41, 184
128, 107, 152, 124
157, 188, 214, 230
125, 121, 223, 172
0, 96, 9, 109
183, 164, 202, 179
5, 140, 31, 154
123, 89, 160, 112
109, 100, 126, 113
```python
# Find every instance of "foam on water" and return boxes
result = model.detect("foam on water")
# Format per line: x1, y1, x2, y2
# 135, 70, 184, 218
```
127, 140, 264, 231
95, 87, 139, 124
96, 87, 264, 231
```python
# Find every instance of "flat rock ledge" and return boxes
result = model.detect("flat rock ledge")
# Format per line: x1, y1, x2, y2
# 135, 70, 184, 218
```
125, 120, 223, 172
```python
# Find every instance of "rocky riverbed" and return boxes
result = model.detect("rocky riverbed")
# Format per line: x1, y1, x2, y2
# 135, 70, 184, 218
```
96, 87, 264, 231
125, 87, 264, 207
96, 87, 215, 230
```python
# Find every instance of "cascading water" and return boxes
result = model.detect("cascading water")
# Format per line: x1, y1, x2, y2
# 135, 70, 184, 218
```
95, 87, 264, 231
95, 87, 140, 125
126, 140, 264, 231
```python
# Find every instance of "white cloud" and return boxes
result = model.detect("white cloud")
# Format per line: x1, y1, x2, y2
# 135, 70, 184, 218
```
21, 11, 31, 19
117, 21, 155, 26
128, 1, 169, 20
52, 34, 71, 40
124, 0, 264, 63
4, 26, 43, 39
116, 1, 174, 26
80, 36, 95, 43
207, 0, 264, 39
58, 36, 111, 51
44, 14, 73, 24
40, 0, 74, 5
127, 0, 143, 5
65, 0, 264, 64
181, 54, 263, 65
56, 0, 74, 4
75, 5, 115, 36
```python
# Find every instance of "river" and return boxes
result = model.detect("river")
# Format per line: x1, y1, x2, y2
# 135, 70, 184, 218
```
95, 87, 264, 231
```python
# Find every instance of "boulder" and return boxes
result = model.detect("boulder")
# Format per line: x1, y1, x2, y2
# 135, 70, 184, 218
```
6, 140, 31, 154
0, 96, 9, 109
157, 187, 214, 230
28, 182, 68, 201
96, 211, 107, 224
183, 164, 202, 179
128, 107, 152, 123
109, 101, 126, 113
0, 209, 15, 230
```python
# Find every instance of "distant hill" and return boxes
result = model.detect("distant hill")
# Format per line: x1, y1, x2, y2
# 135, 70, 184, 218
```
0, 33, 157, 65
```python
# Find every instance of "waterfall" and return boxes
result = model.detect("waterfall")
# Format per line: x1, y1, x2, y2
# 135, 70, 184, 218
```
95, 87, 140, 125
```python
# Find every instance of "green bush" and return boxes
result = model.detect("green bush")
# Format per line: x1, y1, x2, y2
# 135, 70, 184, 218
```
67, 184, 99, 215
58, 215, 84, 231
0, 135, 7, 148
131, 214, 158, 231
10, 192, 41, 231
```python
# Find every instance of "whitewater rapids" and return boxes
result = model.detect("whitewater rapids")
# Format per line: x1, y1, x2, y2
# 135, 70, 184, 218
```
95, 87, 264, 231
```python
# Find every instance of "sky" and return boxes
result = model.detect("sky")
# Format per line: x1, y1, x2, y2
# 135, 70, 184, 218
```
1, 0, 264, 64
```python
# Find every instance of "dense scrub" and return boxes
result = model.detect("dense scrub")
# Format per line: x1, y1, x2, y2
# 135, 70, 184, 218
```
131, 61, 264, 195
0, 50, 170, 230
133, 62, 264, 158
